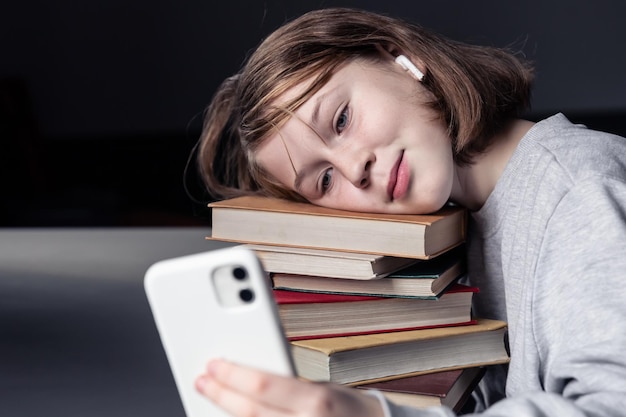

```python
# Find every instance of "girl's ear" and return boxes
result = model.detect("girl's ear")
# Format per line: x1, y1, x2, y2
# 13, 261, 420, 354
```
375, 43, 398, 59
376, 44, 427, 81
395, 55, 425, 81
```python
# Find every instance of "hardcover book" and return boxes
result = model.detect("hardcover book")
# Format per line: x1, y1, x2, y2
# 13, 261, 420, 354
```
271, 246, 465, 298
209, 196, 466, 259
356, 367, 486, 412
273, 284, 476, 340
290, 318, 509, 385
248, 244, 418, 280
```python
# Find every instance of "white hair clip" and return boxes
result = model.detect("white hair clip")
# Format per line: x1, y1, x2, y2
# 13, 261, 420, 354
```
395, 55, 425, 81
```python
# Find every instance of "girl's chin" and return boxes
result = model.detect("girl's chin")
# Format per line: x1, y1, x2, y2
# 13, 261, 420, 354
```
400, 199, 449, 214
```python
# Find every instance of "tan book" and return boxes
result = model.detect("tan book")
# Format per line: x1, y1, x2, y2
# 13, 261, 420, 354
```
248, 244, 418, 280
209, 196, 466, 259
290, 318, 509, 385
356, 367, 486, 412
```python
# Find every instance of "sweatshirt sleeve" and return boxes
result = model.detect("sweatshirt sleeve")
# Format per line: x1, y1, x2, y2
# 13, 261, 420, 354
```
372, 178, 626, 417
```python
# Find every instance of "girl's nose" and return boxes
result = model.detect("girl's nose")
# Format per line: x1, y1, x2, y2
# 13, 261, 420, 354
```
357, 161, 372, 188
336, 150, 374, 189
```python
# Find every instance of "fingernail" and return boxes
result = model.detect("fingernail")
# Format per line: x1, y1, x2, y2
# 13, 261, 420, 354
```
206, 359, 220, 376
195, 375, 207, 392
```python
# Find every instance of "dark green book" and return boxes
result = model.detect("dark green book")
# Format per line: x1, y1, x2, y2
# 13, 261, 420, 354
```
271, 247, 465, 299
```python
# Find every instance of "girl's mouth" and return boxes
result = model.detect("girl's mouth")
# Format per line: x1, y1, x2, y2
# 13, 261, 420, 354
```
388, 151, 409, 201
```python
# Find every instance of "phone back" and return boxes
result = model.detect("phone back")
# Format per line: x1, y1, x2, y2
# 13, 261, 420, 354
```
144, 247, 295, 417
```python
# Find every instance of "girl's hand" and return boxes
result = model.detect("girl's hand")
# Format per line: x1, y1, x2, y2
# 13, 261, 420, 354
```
195, 358, 385, 417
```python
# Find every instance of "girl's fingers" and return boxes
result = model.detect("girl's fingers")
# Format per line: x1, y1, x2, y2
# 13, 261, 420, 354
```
201, 358, 301, 408
196, 369, 290, 417
196, 359, 385, 417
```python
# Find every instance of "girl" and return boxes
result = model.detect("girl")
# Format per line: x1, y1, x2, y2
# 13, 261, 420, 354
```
194, 8, 626, 417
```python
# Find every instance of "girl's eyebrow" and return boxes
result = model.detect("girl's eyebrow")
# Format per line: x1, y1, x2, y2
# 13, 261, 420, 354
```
309, 92, 328, 127
278, 133, 298, 179
276, 129, 312, 196
272, 105, 331, 196
294, 169, 306, 194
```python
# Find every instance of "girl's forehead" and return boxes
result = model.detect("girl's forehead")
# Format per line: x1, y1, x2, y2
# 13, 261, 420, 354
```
262, 77, 322, 139
269, 58, 370, 112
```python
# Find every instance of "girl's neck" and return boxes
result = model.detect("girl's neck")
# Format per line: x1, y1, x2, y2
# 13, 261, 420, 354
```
451, 119, 535, 211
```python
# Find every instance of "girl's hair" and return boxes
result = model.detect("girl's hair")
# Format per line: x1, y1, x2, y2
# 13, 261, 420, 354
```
196, 7, 534, 201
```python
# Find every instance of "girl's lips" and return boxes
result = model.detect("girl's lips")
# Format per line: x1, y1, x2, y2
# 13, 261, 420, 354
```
388, 151, 407, 201
393, 152, 410, 200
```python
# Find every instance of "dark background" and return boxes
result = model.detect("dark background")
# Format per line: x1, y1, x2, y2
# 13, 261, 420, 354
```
2, 0, 626, 227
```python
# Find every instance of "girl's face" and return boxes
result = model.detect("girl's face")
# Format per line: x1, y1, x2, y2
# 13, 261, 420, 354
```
255, 58, 456, 214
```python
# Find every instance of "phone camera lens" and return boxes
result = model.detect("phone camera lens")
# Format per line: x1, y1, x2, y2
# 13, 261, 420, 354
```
239, 288, 254, 302
233, 267, 246, 280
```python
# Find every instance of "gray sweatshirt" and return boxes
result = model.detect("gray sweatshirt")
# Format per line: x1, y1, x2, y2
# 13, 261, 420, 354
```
376, 114, 626, 417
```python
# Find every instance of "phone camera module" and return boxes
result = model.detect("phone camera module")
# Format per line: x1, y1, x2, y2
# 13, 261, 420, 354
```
233, 267, 247, 280
239, 288, 254, 302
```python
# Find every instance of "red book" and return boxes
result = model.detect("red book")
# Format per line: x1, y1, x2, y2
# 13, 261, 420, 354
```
356, 367, 486, 412
273, 284, 477, 340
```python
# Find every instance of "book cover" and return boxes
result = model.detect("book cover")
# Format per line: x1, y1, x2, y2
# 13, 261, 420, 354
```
273, 284, 477, 340
290, 318, 509, 384
209, 196, 466, 259
356, 367, 486, 412
271, 246, 465, 298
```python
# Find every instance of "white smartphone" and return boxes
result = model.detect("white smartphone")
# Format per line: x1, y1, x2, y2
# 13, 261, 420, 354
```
144, 246, 296, 417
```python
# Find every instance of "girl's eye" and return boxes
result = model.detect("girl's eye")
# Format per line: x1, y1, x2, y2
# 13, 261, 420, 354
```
335, 106, 349, 133
321, 168, 333, 192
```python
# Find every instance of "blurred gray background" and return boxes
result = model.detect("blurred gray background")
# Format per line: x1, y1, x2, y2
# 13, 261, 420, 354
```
0, 228, 234, 417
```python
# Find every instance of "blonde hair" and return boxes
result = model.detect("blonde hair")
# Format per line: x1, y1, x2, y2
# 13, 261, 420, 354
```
196, 7, 533, 201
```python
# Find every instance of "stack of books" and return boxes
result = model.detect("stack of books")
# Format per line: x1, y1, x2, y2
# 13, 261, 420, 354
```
208, 196, 509, 411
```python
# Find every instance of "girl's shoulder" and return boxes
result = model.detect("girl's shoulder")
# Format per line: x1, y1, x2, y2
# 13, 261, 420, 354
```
523, 113, 626, 182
